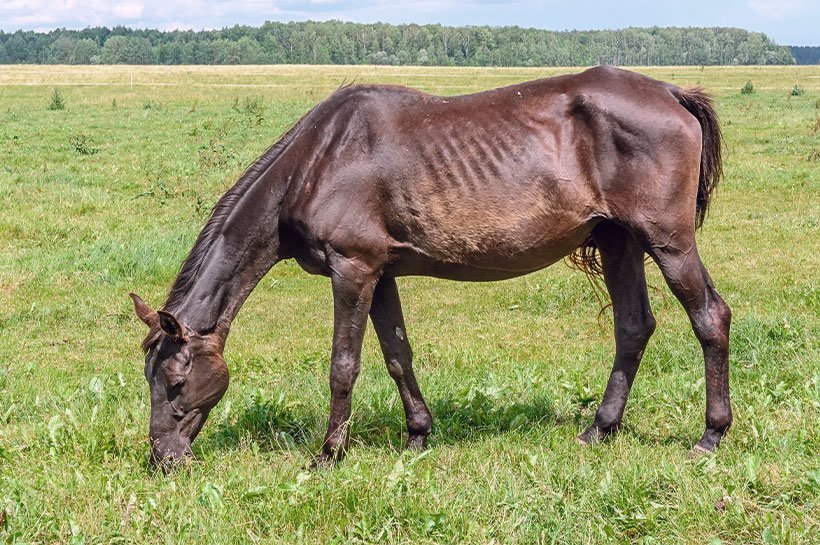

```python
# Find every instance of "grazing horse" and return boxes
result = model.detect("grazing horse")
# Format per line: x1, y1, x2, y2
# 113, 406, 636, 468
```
131, 66, 731, 468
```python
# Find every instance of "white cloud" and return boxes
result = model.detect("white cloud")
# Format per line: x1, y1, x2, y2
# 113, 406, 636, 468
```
111, 2, 145, 19
748, 0, 806, 20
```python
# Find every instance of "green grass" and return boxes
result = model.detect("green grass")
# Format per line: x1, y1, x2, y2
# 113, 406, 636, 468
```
0, 65, 818, 544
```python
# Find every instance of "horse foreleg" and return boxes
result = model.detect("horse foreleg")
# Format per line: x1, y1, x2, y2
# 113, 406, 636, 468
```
370, 277, 433, 450
317, 258, 378, 465
579, 224, 656, 445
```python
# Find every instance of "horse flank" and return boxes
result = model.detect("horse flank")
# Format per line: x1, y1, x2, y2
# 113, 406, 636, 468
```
568, 85, 724, 283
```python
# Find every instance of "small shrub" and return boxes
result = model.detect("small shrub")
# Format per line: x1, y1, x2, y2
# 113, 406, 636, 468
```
69, 134, 99, 155
741, 80, 755, 95
790, 85, 804, 97
48, 89, 65, 110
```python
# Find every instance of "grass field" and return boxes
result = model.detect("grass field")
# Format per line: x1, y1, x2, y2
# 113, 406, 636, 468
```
0, 64, 818, 544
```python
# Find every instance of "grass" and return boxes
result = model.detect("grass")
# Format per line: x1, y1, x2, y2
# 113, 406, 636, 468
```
0, 64, 818, 544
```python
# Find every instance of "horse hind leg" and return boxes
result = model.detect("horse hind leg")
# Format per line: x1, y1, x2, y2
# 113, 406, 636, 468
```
578, 223, 656, 445
642, 226, 732, 453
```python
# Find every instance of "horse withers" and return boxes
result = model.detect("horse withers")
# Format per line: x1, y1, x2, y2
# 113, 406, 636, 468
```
131, 66, 731, 468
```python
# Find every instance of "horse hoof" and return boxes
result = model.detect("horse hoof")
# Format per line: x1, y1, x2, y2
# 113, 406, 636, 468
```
307, 451, 344, 470
688, 443, 714, 459
577, 425, 607, 446
406, 435, 427, 451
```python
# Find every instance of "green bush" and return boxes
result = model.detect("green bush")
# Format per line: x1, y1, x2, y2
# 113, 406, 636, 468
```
790, 84, 804, 96
47, 88, 65, 110
741, 80, 755, 94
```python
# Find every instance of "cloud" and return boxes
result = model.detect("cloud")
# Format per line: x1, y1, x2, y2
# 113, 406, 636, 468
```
111, 2, 145, 19
747, 0, 806, 19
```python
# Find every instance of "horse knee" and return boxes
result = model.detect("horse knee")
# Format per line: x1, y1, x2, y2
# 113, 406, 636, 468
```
383, 342, 412, 381
385, 358, 404, 381
330, 356, 360, 397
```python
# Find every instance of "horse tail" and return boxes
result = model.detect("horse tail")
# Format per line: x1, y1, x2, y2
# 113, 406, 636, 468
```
671, 87, 724, 228
566, 236, 608, 310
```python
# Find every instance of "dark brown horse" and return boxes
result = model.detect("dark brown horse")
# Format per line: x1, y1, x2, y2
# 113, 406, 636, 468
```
131, 66, 731, 468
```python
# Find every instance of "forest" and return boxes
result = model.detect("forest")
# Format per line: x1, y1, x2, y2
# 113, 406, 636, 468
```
0, 22, 803, 66
790, 46, 820, 65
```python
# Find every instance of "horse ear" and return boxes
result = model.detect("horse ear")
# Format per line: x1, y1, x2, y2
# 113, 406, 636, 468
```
130, 293, 158, 327
157, 310, 189, 343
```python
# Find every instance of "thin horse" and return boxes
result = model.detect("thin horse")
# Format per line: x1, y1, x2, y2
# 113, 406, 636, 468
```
131, 66, 731, 467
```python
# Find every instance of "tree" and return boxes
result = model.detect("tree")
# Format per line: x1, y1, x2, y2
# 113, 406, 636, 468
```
49, 36, 77, 63
100, 35, 153, 64
72, 39, 100, 64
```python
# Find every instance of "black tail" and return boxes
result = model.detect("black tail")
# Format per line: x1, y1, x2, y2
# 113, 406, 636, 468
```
671, 87, 724, 228
569, 86, 724, 283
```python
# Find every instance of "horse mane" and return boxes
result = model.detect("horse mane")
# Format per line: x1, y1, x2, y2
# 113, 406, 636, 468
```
161, 108, 315, 316
141, 116, 308, 353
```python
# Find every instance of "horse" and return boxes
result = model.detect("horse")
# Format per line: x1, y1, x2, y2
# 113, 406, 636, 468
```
131, 66, 731, 468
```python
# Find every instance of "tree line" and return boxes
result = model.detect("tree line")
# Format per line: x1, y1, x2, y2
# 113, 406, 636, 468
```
0, 22, 801, 66
789, 46, 820, 65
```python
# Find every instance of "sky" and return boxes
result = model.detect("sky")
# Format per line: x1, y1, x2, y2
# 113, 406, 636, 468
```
0, 0, 817, 45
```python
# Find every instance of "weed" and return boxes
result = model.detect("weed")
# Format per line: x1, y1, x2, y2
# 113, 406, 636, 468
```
741, 80, 755, 94
232, 96, 265, 126
198, 130, 233, 170
134, 169, 175, 204
68, 134, 99, 155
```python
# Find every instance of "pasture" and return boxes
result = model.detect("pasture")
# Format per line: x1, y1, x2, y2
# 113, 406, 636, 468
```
0, 64, 817, 544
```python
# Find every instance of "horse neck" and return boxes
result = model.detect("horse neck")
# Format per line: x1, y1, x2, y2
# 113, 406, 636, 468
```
166, 164, 290, 336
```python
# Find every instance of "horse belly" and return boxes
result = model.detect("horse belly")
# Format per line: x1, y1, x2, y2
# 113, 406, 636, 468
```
389, 194, 596, 281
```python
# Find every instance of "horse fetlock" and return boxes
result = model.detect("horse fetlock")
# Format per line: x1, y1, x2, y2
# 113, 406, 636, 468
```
407, 409, 433, 438
706, 411, 733, 437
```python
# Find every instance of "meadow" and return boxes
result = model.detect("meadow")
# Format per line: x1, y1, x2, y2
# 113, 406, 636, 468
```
0, 64, 817, 544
